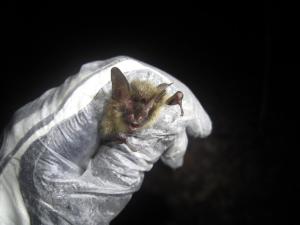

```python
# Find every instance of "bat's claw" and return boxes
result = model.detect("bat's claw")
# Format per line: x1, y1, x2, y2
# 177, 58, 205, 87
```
116, 133, 127, 144
114, 134, 136, 152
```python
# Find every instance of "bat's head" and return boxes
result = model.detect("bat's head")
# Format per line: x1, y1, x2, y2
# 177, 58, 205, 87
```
110, 67, 171, 133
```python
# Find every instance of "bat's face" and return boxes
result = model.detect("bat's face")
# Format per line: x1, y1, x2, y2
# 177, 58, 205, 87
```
111, 67, 166, 133
121, 94, 153, 132
109, 67, 183, 135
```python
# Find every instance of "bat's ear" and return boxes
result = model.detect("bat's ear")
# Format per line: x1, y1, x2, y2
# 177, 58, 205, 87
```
154, 83, 172, 103
111, 67, 130, 101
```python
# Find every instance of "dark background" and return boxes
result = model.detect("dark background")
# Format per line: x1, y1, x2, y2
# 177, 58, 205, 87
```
1, 2, 296, 225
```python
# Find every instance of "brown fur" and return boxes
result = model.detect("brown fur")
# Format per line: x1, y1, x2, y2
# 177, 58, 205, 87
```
101, 79, 168, 136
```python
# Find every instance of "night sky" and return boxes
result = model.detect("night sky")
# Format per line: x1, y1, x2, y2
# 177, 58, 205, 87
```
1, 2, 296, 225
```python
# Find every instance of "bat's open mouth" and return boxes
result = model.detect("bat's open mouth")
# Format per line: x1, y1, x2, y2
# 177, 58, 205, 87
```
129, 123, 141, 131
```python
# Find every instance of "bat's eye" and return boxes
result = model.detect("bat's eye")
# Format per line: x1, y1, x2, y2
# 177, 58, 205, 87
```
137, 115, 143, 122
132, 96, 139, 102
126, 100, 133, 108
137, 111, 148, 123
127, 113, 134, 122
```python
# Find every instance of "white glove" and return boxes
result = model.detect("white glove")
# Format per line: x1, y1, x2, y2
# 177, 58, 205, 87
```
0, 56, 212, 225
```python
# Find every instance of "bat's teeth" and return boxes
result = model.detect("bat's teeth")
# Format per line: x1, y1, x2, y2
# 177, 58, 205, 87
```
129, 122, 141, 132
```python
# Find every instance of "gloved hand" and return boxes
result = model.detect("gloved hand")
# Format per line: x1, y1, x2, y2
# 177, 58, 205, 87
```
0, 56, 212, 225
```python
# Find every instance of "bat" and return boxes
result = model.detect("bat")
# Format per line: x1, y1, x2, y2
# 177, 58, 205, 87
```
100, 67, 184, 144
